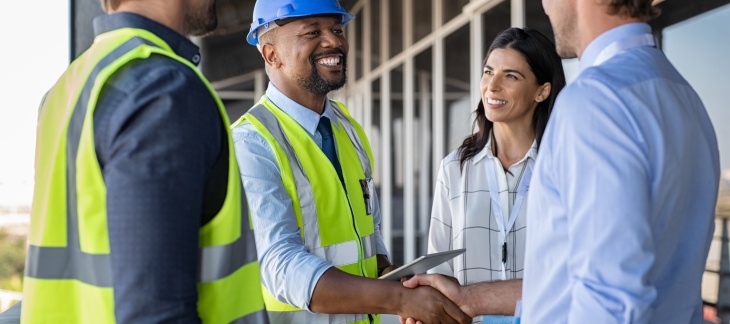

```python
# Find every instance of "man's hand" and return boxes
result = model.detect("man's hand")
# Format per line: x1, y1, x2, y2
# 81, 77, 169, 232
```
403, 274, 524, 320
398, 284, 472, 324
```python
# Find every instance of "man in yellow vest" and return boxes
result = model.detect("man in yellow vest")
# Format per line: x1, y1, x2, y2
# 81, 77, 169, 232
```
19, 0, 266, 323
231, 0, 471, 323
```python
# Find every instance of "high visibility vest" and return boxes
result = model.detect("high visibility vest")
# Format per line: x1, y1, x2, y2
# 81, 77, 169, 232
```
22, 27, 266, 324
233, 98, 380, 323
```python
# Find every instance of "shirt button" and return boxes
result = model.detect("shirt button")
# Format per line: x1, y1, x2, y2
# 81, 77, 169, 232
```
192, 54, 201, 64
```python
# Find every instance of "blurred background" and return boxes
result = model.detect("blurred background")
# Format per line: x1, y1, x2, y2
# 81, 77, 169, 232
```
1, 0, 728, 321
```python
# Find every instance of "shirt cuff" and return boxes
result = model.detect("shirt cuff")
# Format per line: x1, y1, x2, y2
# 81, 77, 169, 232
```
301, 261, 333, 312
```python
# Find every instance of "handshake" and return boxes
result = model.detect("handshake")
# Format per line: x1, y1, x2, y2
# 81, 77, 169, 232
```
392, 273, 521, 324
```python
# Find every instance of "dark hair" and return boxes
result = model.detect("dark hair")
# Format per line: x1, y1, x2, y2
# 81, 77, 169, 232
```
458, 28, 566, 171
605, 0, 660, 21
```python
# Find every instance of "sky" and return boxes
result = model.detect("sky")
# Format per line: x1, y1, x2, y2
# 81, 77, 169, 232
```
0, 2, 728, 207
0, 1, 69, 206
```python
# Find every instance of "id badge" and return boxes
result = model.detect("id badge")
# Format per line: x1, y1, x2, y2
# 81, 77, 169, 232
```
359, 178, 375, 215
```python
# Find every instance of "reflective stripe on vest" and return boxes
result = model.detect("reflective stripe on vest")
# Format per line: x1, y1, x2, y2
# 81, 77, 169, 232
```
23, 28, 265, 324
198, 218, 258, 282
311, 233, 378, 267
247, 104, 321, 249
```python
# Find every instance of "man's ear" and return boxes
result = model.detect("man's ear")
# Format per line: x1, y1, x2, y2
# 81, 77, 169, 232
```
261, 44, 280, 69
536, 82, 551, 103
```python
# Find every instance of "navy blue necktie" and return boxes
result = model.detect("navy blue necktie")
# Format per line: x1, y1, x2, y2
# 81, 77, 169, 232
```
317, 116, 344, 184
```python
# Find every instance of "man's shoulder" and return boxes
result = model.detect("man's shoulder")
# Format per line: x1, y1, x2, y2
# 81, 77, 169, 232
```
106, 54, 205, 95
580, 47, 683, 92
231, 119, 271, 146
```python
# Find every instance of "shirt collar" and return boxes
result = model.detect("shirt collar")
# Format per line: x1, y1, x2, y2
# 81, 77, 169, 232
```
265, 82, 340, 136
93, 12, 202, 66
473, 132, 538, 164
579, 22, 651, 72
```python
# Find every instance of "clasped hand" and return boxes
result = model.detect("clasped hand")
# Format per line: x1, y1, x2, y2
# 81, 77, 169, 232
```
398, 274, 474, 324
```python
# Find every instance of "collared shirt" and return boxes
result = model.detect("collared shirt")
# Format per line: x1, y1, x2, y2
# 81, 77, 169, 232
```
522, 23, 720, 323
429, 137, 536, 288
232, 82, 389, 311
91, 12, 225, 323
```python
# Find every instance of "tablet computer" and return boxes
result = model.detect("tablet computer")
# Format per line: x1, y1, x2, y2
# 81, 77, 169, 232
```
378, 248, 466, 281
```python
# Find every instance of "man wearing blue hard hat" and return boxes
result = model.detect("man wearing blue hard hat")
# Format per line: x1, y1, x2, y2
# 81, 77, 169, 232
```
231, 0, 471, 323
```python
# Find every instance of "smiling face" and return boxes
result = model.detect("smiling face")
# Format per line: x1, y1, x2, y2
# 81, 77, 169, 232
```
266, 16, 349, 97
481, 48, 549, 127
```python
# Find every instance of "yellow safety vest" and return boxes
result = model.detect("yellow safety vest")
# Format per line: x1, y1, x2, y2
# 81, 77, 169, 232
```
232, 98, 380, 323
22, 27, 266, 324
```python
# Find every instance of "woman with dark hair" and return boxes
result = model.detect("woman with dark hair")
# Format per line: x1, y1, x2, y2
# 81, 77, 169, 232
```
426, 27, 566, 319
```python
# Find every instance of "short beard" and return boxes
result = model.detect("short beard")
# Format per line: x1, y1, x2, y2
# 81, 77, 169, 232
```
551, 5, 578, 59
186, 1, 218, 37
554, 31, 577, 59
302, 50, 348, 96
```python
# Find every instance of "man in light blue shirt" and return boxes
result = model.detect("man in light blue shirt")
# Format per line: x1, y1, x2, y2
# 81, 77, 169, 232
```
521, 0, 721, 322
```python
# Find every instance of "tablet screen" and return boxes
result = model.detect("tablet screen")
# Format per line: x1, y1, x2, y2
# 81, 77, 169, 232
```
378, 248, 466, 281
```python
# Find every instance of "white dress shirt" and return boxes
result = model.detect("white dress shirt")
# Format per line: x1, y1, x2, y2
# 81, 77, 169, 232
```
428, 136, 537, 286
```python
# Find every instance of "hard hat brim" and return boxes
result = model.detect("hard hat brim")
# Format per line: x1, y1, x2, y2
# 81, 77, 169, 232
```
247, 7, 354, 45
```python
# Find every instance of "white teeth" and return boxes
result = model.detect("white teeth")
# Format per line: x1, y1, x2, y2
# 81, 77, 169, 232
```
317, 57, 340, 66
487, 98, 507, 105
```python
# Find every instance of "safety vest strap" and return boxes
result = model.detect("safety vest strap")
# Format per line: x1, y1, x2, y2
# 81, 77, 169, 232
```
310, 234, 378, 268
247, 104, 321, 248
330, 102, 372, 179
25, 36, 157, 287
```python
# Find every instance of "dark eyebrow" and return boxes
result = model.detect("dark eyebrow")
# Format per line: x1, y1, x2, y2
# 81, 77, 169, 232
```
504, 69, 526, 78
484, 65, 526, 78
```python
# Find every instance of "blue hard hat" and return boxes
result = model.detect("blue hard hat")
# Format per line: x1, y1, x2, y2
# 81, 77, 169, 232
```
247, 0, 355, 45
